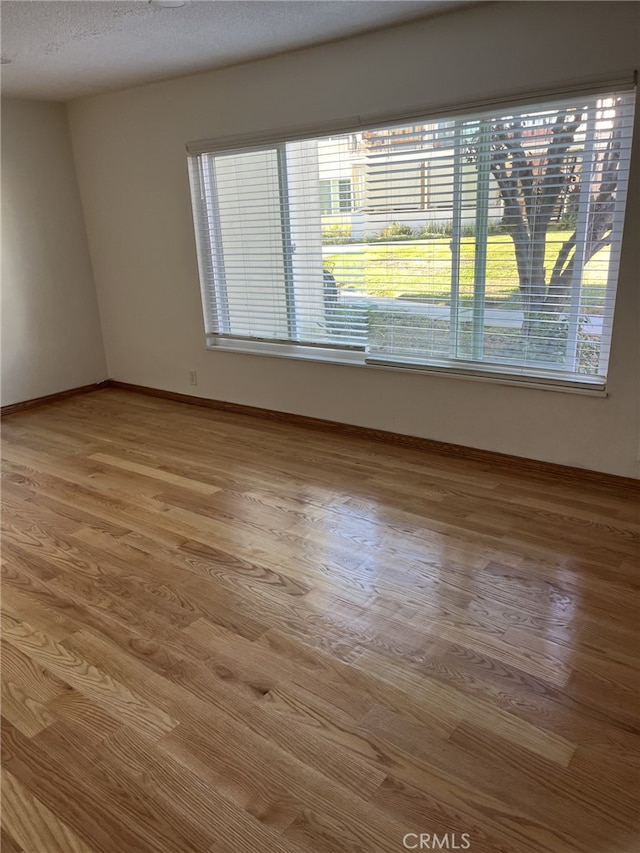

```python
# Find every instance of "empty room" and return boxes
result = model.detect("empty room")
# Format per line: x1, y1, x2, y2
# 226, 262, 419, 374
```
1, 1, 639, 851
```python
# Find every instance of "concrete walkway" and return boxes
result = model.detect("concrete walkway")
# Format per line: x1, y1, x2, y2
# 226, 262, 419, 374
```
337, 292, 603, 334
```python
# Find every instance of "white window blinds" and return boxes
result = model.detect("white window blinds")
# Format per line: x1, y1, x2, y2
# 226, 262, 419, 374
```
188, 87, 635, 388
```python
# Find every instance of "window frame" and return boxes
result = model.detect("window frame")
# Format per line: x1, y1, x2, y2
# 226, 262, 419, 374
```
187, 77, 636, 395
320, 177, 354, 214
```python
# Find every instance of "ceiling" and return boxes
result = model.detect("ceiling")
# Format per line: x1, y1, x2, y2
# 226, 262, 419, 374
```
0, 0, 477, 101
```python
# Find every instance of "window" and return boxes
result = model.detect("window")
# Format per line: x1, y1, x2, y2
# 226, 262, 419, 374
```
188, 87, 635, 390
320, 178, 353, 215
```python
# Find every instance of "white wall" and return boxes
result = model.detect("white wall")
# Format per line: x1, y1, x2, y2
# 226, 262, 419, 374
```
68, 1, 640, 477
1, 98, 107, 406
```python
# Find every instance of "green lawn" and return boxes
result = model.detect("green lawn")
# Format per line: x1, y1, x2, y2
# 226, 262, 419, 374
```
323, 233, 610, 312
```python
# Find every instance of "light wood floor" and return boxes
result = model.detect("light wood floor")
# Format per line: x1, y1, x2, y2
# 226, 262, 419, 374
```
1, 389, 638, 853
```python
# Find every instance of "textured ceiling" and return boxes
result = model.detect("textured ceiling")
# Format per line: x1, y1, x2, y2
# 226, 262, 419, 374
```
0, 0, 476, 101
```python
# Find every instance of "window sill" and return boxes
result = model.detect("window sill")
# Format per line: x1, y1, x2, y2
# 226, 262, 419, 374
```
205, 339, 608, 397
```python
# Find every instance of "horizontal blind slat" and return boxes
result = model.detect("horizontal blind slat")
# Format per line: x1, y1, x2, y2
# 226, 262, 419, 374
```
188, 87, 634, 378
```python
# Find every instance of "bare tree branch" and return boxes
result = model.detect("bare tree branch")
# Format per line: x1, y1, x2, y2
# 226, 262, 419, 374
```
535, 113, 579, 232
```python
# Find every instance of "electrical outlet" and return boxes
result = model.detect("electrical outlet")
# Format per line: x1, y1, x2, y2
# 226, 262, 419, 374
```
189, 371, 198, 386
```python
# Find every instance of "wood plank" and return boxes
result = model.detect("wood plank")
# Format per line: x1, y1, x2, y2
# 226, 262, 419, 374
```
94, 726, 305, 853
1, 770, 95, 853
0, 680, 56, 738
354, 649, 576, 766
88, 452, 223, 495
0, 827, 24, 853
0, 644, 70, 706
1, 615, 177, 741
1, 388, 638, 853
2, 719, 203, 853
